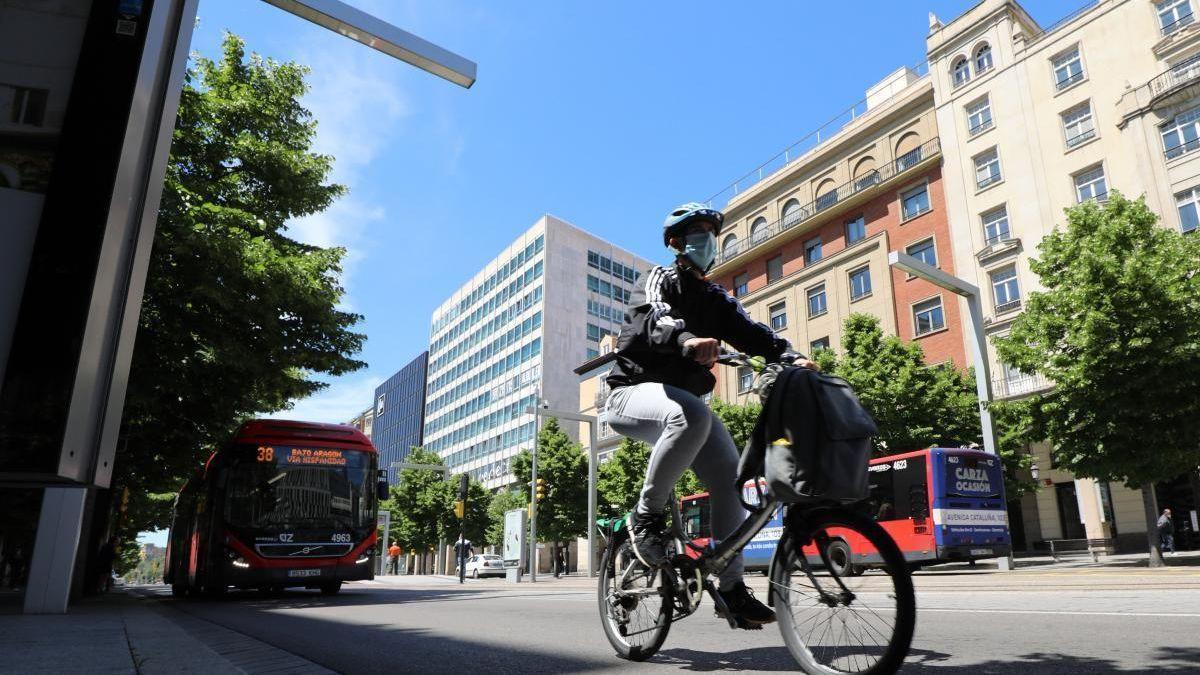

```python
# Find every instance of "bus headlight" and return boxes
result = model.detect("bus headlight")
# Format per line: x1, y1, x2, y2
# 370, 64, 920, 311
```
355, 554, 370, 564
231, 557, 250, 569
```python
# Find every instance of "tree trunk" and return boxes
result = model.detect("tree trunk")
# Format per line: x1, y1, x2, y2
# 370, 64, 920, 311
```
1141, 485, 1165, 568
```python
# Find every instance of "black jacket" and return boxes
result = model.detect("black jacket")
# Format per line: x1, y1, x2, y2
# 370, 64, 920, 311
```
606, 262, 790, 396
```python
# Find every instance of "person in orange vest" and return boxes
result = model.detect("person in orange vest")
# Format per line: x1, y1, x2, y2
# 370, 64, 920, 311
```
386, 541, 402, 575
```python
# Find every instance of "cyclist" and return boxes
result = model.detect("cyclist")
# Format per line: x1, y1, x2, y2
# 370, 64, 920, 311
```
605, 202, 818, 628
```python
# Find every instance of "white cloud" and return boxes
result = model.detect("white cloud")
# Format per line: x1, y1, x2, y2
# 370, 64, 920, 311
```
268, 372, 383, 425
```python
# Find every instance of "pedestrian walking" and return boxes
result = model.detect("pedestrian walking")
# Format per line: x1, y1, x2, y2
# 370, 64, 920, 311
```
387, 541, 401, 575
556, 547, 568, 578
1158, 508, 1176, 554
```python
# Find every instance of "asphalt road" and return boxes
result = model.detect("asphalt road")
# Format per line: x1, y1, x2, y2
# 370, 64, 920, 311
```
135, 569, 1200, 674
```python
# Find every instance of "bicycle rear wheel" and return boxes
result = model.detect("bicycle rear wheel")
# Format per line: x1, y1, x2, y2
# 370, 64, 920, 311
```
770, 506, 915, 675
598, 540, 672, 661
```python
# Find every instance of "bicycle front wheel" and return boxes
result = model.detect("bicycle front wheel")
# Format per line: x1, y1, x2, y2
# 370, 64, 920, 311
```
770, 506, 915, 675
597, 540, 672, 661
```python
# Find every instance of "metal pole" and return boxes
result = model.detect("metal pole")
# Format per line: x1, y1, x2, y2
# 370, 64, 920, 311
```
963, 294, 998, 457
529, 428, 538, 584
587, 418, 598, 578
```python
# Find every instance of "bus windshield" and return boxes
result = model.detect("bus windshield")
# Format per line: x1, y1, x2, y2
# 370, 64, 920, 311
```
222, 444, 376, 532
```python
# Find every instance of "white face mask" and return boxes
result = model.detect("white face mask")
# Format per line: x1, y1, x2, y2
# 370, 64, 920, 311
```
681, 232, 717, 272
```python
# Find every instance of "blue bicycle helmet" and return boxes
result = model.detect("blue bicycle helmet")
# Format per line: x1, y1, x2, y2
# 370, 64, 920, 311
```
662, 202, 724, 247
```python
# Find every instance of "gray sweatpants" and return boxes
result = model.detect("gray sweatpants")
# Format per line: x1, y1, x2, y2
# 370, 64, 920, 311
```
605, 382, 746, 589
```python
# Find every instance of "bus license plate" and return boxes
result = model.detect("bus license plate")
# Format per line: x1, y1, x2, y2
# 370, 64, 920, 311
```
288, 569, 321, 578
969, 548, 993, 556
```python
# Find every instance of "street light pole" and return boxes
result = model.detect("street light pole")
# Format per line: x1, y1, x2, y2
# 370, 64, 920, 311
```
525, 406, 600, 578
888, 251, 1013, 571
888, 251, 998, 457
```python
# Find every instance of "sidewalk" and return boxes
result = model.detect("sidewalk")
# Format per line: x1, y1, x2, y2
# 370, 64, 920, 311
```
0, 587, 333, 674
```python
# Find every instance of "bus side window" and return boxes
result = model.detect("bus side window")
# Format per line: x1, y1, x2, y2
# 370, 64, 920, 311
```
909, 485, 929, 521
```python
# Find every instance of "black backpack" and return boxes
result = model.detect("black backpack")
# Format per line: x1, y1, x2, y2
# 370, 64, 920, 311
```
736, 367, 877, 509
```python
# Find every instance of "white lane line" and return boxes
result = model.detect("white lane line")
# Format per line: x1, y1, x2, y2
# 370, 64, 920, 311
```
920, 607, 1200, 618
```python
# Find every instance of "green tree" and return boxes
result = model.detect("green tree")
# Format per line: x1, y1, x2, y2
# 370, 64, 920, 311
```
710, 398, 761, 451
596, 437, 705, 518
819, 314, 1033, 498
487, 489, 527, 550
389, 448, 448, 558
993, 192, 1200, 566
113, 33, 364, 546
511, 418, 588, 545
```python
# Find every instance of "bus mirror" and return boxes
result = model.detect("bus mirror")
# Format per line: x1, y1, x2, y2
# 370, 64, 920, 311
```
377, 479, 390, 501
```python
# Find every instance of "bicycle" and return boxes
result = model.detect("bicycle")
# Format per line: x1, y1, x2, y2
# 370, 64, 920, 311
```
596, 352, 916, 674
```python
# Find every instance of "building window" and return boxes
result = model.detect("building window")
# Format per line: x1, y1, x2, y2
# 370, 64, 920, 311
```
952, 57, 971, 87
990, 265, 1022, 314
913, 297, 946, 336
769, 301, 787, 331
901, 184, 931, 220
804, 236, 822, 265
782, 199, 805, 228
1158, 0, 1194, 35
849, 266, 872, 300
1176, 186, 1200, 233
722, 234, 739, 258
1073, 165, 1108, 203
1160, 105, 1200, 159
1062, 102, 1096, 148
1052, 47, 1085, 90
974, 148, 1002, 189
587, 323, 614, 342
966, 96, 993, 136
376, 394, 386, 417
975, 44, 993, 74
737, 367, 754, 393
810, 337, 830, 353
587, 347, 599, 360
845, 216, 866, 245
807, 284, 828, 317
2, 85, 49, 126
982, 205, 1012, 245
750, 217, 769, 245
766, 254, 783, 283
906, 238, 938, 268
733, 272, 749, 297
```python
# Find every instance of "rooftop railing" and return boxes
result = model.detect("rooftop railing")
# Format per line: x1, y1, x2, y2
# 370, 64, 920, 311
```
704, 62, 929, 211
715, 137, 941, 266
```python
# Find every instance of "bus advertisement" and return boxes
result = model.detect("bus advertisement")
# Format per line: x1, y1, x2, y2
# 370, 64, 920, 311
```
165, 420, 389, 596
681, 447, 1010, 574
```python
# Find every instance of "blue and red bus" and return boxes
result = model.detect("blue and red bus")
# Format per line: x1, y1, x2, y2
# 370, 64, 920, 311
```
682, 447, 1010, 574
165, 420, 389, 596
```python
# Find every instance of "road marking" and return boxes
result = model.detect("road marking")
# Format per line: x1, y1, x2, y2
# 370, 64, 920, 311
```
920, 607, 1200, 618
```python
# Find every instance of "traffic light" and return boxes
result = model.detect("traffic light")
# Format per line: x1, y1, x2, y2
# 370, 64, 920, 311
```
535, 478, 546, 502
453, 500, 465, 519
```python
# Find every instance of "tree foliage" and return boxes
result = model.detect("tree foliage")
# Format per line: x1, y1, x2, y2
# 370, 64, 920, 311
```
596, 437, 706, 518
993, 193, 1200, 489
511, 418, 589, 543
710, 398, 761, 452
486, 489, 527, 550
383, 447, 490, 553
113, 34, 364, 546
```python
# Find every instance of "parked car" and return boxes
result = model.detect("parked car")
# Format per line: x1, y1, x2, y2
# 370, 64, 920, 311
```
461, 554, 506, 578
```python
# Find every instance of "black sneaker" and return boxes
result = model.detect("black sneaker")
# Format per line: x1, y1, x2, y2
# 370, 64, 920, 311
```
628, 512, 667, 567
719, 581, 776, 627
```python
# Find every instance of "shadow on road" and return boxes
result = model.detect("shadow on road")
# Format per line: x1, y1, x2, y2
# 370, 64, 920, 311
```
134, 583, 617, 673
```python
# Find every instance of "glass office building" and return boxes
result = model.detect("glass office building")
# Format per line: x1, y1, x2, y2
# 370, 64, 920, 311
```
373, 351, 427, 481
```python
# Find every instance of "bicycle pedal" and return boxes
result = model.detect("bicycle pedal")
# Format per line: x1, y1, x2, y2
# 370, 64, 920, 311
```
734, 616, 765, 631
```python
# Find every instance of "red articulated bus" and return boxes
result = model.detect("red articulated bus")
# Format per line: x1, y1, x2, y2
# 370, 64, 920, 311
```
164, 420, 389, 596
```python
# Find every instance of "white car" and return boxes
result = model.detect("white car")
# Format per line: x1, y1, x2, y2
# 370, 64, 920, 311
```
462, 554, 506, 578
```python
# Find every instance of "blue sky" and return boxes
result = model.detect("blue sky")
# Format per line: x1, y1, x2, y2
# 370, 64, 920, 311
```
188, 0, 1075, 426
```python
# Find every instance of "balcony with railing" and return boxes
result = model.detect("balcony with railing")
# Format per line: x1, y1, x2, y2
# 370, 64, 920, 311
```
977, 231, 1020, 263
1149, 52, 1200, 105
713, 137, 941, 269
992, 371, 1052, 400
703, 62, 929, 211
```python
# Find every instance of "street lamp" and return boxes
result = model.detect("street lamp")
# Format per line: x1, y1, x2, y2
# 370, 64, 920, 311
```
887, 251, 998, 457
524, 405, 600, 579
262, 0, 476, 87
